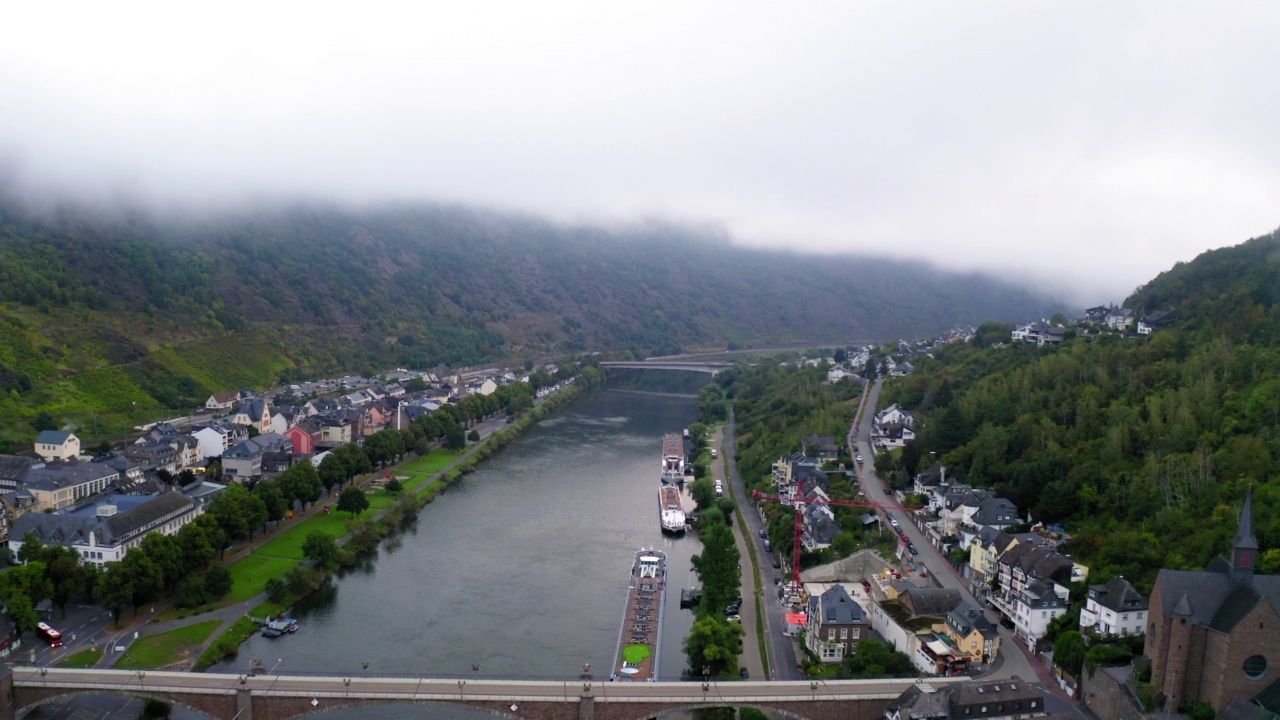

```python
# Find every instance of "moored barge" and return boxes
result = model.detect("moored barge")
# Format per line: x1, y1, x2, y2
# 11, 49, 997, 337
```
661, 433, 685, 484
612, 549, 667, 681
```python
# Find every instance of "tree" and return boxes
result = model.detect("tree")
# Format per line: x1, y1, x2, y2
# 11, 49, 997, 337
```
265, 577, 288, 603
176, 577, 207, 608
692, 523, 740, 614
683, 615, 744, 677
30, 411, 57, 432
690, 477, 717, 512
1054, 631, 1086, 677
4, 592, 39, 633
254, 481, 287, 527
337, 487, 370, 518
140, 533, 184, 591
834, 348, 848, 364
840, 638, 917, 677
467, 429, 480, 442
317, 452, 347, 492
385, 478, 403, 494
444, 426, 467, 451
48, 552, 87, 615
176, 522, 217, 571
406, 377, 427, 392
204, 564, 233, 599
302, 531, 339, 570
95, 563, 134, 623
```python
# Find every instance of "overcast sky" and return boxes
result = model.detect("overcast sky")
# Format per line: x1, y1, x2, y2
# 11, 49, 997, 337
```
3, 2, 1278, 304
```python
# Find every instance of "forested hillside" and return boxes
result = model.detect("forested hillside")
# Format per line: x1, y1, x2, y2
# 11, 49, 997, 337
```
0, 196, 1059, 448
879, 228, 1280, 593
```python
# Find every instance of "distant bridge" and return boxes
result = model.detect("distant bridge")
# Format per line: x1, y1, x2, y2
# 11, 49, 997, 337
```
600, 361, 733, 376
4, 667, 956, 720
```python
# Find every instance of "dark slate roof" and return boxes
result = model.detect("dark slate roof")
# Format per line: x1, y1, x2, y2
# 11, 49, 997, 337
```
1088, 576, 1148, 613
1022, 579, 1066, 609
808, 585, 868, 624
0, 454, 38, 483
947, 600, 999, 639
98, 491, 195, 544
10, 512, 98, 546
900, 587, 962, 617
36, 430, 75, 445
971, 497, 1020, 527
24, 461, 119, 490
223, 433, 291, 460
915, 465, 946, 488
952, 676, 1044, 715
1153, 564, 1280, 632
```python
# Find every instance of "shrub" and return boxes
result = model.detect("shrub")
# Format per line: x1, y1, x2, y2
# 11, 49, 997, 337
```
285, 566, 326, 596
265, 578, 287, 603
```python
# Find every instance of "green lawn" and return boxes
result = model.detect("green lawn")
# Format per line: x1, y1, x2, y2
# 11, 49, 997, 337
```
400, 449, 462, 476
59, 647, 103, 668
227, 555, 299, 602
117, 620, 222, 669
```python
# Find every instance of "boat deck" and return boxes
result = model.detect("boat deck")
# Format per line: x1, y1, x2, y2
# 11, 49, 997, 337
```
613, 550, 666, 681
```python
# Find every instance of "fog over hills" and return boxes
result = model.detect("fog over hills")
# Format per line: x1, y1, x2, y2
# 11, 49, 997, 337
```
0, 196, 1064, 357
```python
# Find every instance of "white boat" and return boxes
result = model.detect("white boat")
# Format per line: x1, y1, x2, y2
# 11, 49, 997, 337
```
659, 485, 686, 534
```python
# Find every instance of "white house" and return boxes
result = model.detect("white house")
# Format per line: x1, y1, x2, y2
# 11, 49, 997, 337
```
1079, 576, 1147, 638
34, 431, 80, 461
9, 492, 199, 567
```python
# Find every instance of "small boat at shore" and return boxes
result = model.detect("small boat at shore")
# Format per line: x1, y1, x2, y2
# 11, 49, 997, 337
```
612, 549, 666, 681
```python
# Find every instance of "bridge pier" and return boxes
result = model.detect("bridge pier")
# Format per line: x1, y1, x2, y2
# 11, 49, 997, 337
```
1, 666, 14, 720
237, 688, 253, 720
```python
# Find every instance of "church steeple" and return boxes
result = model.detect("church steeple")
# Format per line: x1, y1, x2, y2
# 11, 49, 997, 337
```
1231, 487, 1258, 584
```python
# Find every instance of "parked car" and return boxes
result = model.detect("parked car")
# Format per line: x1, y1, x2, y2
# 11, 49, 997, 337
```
1000, 616, 1016, 630
908, 544, 919, 556
855, 453, 863, 463
740, 667, 750, 679
758, 529, 767, 538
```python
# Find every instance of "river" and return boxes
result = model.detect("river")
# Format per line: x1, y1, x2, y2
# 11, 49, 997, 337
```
210, 370, 711, 718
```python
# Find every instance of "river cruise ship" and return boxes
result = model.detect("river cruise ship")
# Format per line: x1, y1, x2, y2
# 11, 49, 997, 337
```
612, 549, 667, 681
659, 485, 686, 534
660, 433, 685, 484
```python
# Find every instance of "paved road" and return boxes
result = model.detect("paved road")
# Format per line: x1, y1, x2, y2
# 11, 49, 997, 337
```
849, 379, 1037, 683
13, 667, 962, 703
721, 409, 802, 680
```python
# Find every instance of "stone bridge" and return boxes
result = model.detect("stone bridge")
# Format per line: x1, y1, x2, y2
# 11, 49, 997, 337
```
4, 668, 954, 720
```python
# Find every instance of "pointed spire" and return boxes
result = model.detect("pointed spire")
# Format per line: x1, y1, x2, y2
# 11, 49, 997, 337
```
1231, 487, 1258, 583
1172, 591, 1193, 617
1234, 487, 1258, 552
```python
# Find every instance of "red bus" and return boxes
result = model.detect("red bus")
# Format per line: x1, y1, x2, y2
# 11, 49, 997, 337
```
36, 622, 62, 647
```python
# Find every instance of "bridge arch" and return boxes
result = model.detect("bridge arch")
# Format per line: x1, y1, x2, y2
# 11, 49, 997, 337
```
15, 689, 222, 720
646, 703, 816, 720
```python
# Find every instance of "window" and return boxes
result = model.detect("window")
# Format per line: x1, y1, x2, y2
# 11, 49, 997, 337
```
1030, 701, 1038, 708
1243, 655, 1267, 680
852, 628, 860, 638
840, 628, 848, 639
828, 629, 836, 640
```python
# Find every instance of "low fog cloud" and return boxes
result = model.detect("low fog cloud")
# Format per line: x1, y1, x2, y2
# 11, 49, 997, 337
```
2, 2, 1278, 304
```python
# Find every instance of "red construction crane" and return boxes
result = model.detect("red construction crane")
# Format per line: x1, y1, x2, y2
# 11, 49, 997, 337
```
752, 490, 903, 592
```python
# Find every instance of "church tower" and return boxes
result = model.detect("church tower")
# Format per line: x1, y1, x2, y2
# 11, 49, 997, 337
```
1230, 487, 1258, 585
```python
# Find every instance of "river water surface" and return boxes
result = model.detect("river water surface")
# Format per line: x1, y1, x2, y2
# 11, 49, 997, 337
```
212, 371, 710, 718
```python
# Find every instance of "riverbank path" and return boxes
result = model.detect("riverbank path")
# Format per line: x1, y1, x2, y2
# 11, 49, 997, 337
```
711, 425, 764, 681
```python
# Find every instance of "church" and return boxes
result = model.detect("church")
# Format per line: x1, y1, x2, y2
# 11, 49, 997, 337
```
1145, 489, 1279, 712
